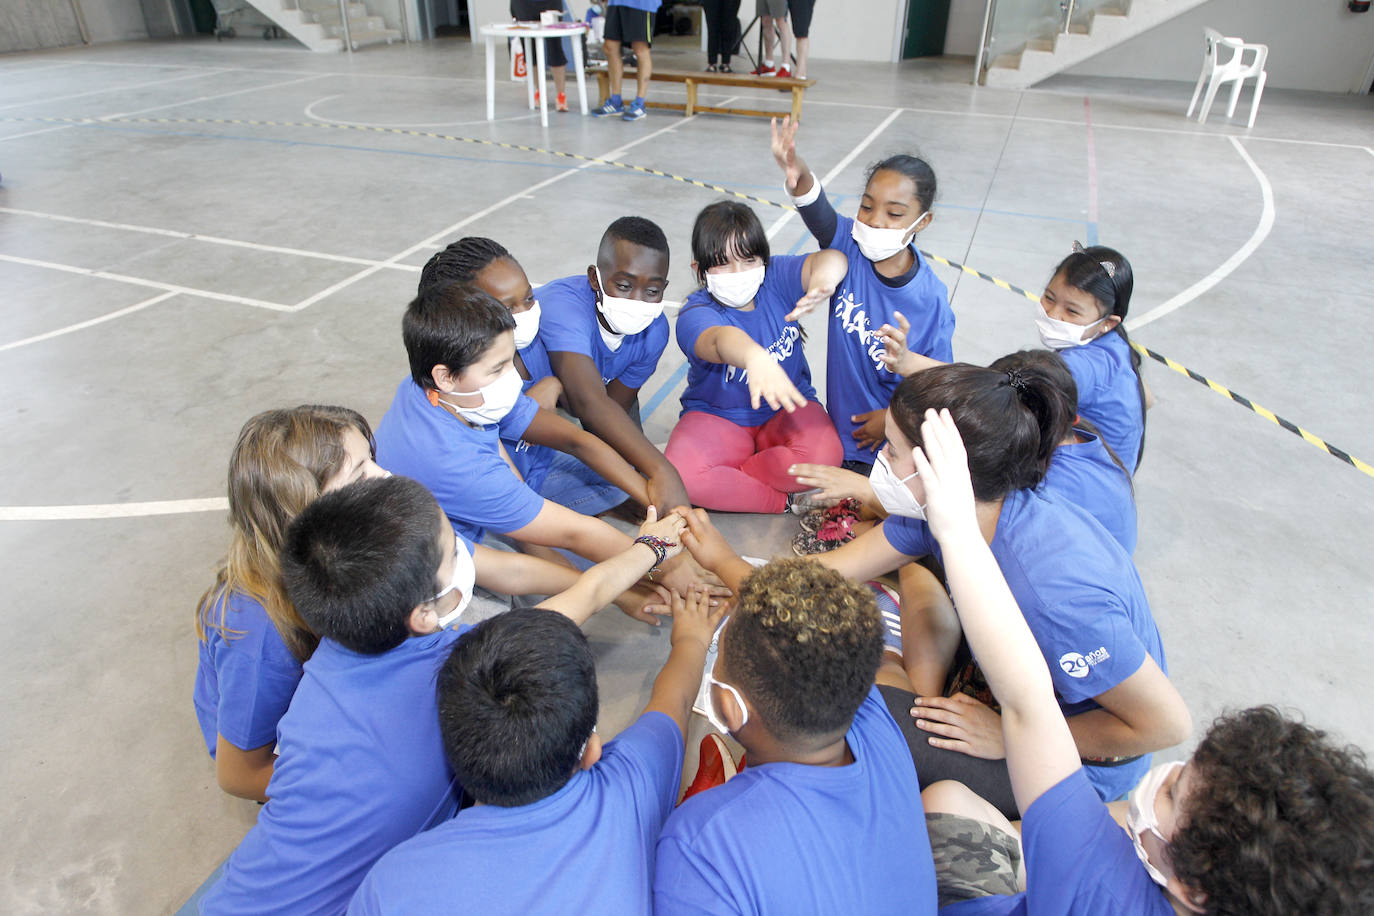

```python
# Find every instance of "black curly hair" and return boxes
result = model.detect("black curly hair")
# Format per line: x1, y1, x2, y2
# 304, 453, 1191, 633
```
719, 558, 885, 743
1169, 706, 1374, 915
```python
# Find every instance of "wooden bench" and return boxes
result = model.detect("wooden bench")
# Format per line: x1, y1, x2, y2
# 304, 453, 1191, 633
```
592, 67, 817, 120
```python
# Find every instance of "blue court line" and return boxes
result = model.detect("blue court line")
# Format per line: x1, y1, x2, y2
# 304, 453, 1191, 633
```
639, 360, 690, 423
1085, 221, 1100, 246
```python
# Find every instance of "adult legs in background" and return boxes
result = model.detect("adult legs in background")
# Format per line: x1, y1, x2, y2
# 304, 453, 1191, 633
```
741, 400, 842, 493
665, 411, 787, 513
702, 0, 741, 69
787, 0, 813, 77
755, 0, 788, 72
631, 39, 652, 100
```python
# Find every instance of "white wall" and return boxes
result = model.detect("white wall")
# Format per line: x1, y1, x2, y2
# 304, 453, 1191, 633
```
942, 0, 984, 55
79, 0, 150, 43
1066, 0, 1374, 93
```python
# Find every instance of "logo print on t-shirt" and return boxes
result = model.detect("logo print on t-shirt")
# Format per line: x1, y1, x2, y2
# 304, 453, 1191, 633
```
1059, 652, 1090, 678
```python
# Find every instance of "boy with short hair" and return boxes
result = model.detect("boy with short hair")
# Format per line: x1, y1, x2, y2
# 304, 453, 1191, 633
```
652, 536, 940, 913
199, 476, 469, 915
348, 570, 722, 913
538, 216, 691, 513
902, 408, 1374, 914
375, 282, 696, 597
593, 0, 658, 121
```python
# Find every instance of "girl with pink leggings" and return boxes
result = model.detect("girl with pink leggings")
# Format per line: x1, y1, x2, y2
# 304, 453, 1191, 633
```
665, 201, 847, 512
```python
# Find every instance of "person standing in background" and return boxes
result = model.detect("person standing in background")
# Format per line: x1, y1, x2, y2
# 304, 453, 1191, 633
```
751, 0, 791, 77
592, 0, 658, 121
702, 0, 742, 72
786, 0, 815, 78
511, 0, 571, 111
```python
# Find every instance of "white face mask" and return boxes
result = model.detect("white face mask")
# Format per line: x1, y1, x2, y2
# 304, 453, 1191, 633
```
851, 212, 928, 262
1126, 760, 1184, 888
1035, 301, 1108, 351
595, 267, 663, 337
442, 365, 523, 426
432, 535, 477, 630
702, 673, 749, 735
869, 451, 925, 519
511, 300, 541, 350
705, 264, 766, 309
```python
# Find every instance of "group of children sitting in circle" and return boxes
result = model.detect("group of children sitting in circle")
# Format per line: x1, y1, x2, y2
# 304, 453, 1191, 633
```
193, 118, 1374, 914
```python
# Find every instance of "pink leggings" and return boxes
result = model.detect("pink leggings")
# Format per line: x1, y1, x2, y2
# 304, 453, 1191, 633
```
665, 402, 844, 513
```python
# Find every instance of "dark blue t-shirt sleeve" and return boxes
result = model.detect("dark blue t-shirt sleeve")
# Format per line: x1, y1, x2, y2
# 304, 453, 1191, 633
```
797, 184, 839, 249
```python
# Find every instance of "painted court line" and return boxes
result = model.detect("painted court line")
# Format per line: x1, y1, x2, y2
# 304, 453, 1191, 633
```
0, 497, 228, 521
0, 253, 294, 312
0, 69, 224, 112
1129, 137, 1274, 330
100, 73, 330, 121
0, 206, 418, 272
0, 290, 177, 353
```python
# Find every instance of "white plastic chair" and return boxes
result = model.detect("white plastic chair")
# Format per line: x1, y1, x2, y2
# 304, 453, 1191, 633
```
1186, 27, 1269, 129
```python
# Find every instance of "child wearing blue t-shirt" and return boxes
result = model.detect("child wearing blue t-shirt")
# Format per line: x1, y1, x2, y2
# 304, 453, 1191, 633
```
990, 350, 1137, 555
376, 283, 700, 599
193, 405, 387, 803
537, 216, 692, 514
417, 238, 642, 519
665, 201, 847, 513
349, 552, 723, 914
771, 116, 955, 472
908, 411, 1373, 916
812, 363, 1190, 811
651, 538, 939, 914
1034, 243, 1147, 472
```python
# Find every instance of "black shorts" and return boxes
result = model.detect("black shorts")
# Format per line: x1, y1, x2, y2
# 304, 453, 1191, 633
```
510, 0, 568, 67
788, 0, 815, 38
604, 5, 655, 45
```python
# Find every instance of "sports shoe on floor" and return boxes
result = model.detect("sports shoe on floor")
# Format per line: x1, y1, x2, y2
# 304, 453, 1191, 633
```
750, 62, 775, 76
774, 66, 792, 79
706, 63, 718, 72
556, 92, 568, 112
592, 98, 624, 117
719, 63, 733, 73
793, 508, 859, 555
622, 99, 647, 121
681, 733, 738, 804
799, 497, 862, 534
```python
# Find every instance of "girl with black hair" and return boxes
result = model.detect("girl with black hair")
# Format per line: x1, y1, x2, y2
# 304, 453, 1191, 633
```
811, 363, 1189, 815
663, 200, 848, 513
1037, 243, 1148, 472
770, 116, 954, 474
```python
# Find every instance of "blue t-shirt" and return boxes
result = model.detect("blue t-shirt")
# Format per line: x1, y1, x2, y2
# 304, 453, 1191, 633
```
1059, 332, 1143, 473
654, 687, 938, 915
824, 214, 954, 463
200, 627, 468, 916
504, 338, 558, 490
518, 335, 554, 389
375, 378, 545, 544
940, 769, 1172, 916
535, 274, 670, 390
193, 590, 303, 757
349, 711, 684, 915
675, 255, 818, 428
609, 0, 659, 10
1041, 429, 1137, 555
883, 488, 1165, 800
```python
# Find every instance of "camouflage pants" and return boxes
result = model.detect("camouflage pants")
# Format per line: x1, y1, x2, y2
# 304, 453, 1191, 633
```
925, 813, 1023, 907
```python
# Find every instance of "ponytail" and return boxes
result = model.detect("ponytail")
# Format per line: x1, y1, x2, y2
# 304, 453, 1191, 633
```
890, 361, 1071, 501
418, 237, 512, 297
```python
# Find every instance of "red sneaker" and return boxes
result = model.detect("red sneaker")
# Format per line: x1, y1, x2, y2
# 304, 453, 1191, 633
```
680, 734, 738, 803
774, 66, 792, 79
750, 62, 775, 76
556, 92, 568, 112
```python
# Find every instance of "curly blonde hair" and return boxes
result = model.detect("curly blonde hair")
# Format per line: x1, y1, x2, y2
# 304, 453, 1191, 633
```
720, 558, 885, 741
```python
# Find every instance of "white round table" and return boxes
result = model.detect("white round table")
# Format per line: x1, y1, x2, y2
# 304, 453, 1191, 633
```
479, 22, 590, 127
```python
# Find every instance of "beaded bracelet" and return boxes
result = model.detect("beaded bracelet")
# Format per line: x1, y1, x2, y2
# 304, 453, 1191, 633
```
633, 534, 675, 571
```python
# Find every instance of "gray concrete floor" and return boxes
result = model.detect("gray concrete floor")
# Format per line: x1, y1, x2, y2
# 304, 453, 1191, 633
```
0, 34, 1371, 915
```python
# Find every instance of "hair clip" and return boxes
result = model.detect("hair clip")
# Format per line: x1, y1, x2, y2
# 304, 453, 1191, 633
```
1071, 241, 1116, 279
1004, 368, 1028, 394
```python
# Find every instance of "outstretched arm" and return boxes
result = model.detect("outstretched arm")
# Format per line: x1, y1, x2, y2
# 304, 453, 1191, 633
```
680, 507, 756, 595
692, 325, 807, 414
787, 248, 848, 321
771, 116, 839, 248
536, 508, 684, 626
911, 408, 1082, 811
643, 584, 727, 737
520, 408, 651, 507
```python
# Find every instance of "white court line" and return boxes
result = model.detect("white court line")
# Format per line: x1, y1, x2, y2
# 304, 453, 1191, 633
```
288, 113, 707, 312
764, 108, 904, 240
100, 73, 330, 121
1129, 137, 1275, 331
303, 93, 537, 128
0, 291, 177, 353
0, 123, 73, 142
56, 58, 488, 84
0, 69, 224, 112
0, 498, 228, 521
0, 254, 294, 311
0, 206, 419, 271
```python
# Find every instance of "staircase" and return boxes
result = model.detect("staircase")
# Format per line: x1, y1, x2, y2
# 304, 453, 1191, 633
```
983, 0, 1211, 89
239, 0, 402, 52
